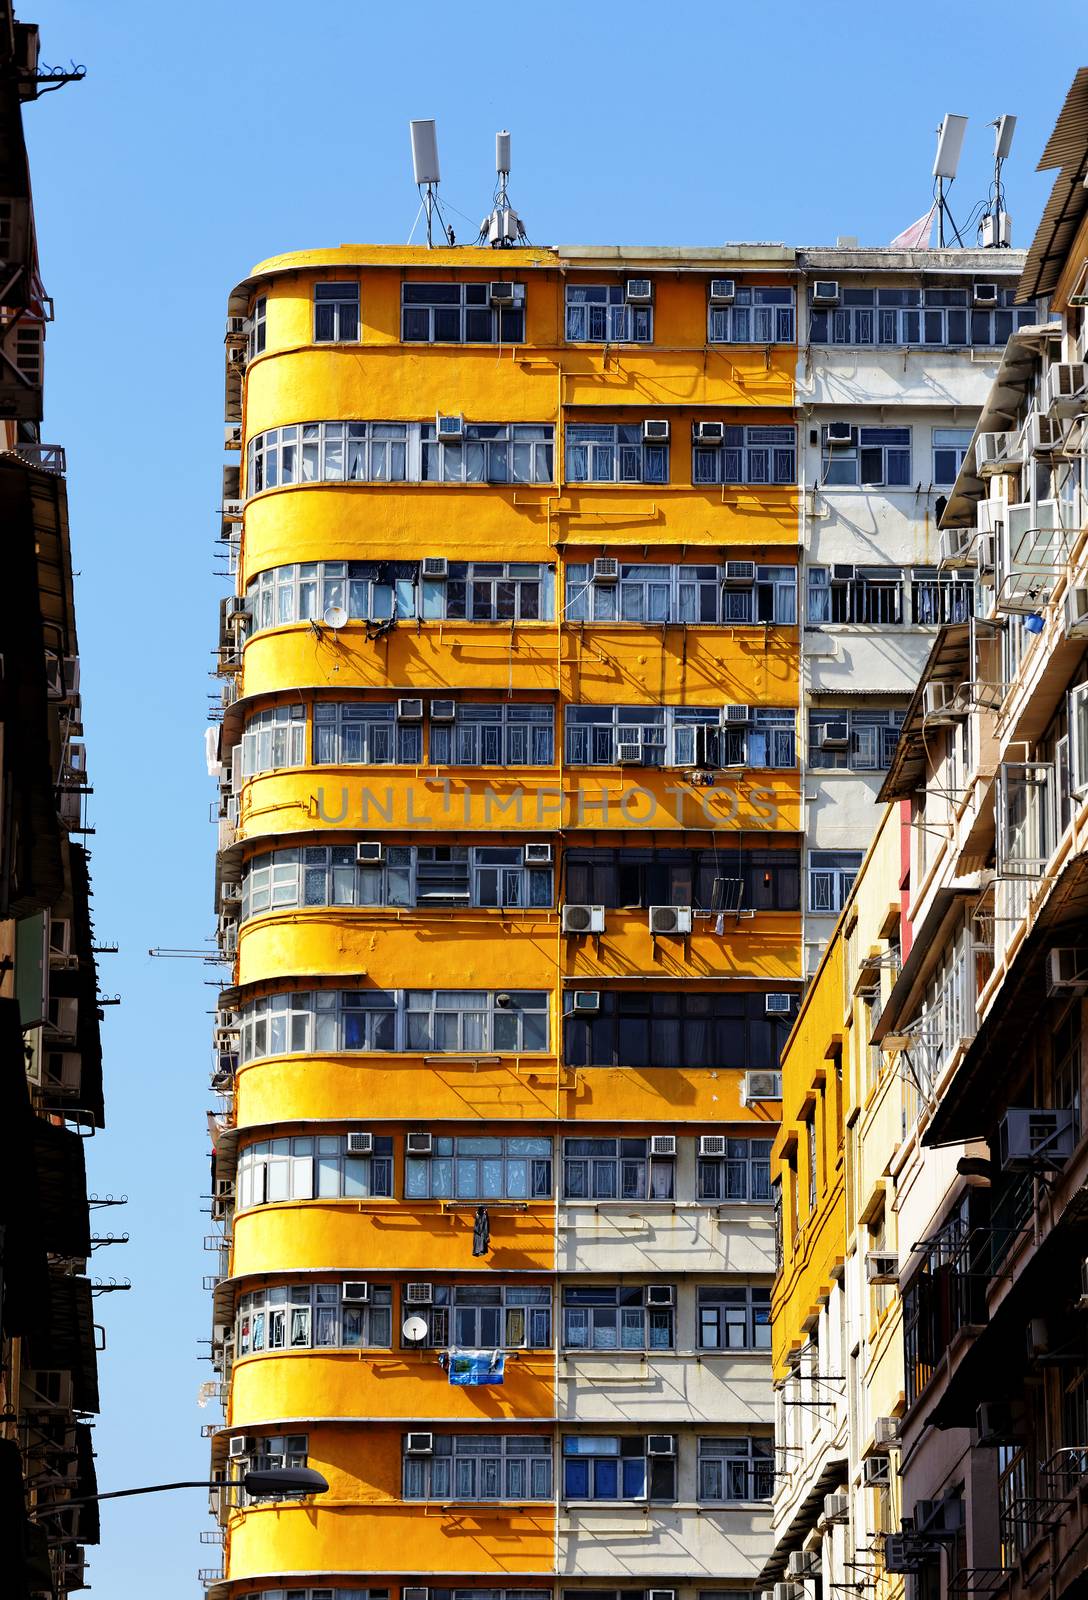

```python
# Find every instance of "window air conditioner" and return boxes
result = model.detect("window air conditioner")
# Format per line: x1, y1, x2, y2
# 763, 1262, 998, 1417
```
723, 561, 756, 586
647, 1435, 675, 1455
740, 1070, 783, 1105
976, 431, 1014, 471
572, 990, 601, 1014
694, 420, 726, 445
873, 1416, 899, 1451
973, 282, 999, 306
357, 841, 384, 864
617, 742, 645, 763
1027, 412, 1065, 454
405, 1284, 433, 1305
649, 1590, 677, 1600
788, 1551, 818, 1578
643, 418, 670, 443
765, 993, 793, 1014
524, 842, 553, 865
406, 1133, 433, 1156
228, 346, 247, 368
226, 316, 248, 337
699, 1134, 727, 1157
489, 281, 518, 305
645, 1284, 675, 1305
831, 562, 856, 583
214, 1178, 235, 1199
1047, 947, 1088, 995
998, 1106, 1076, 1169
812, 281, 840, 305
435, 413, 464, 441
823, 1491, 850, 1521
422, 557, 448, 580
649, 905, 693, 935
227, 600, 251, 628
709, 278, 736, 304
883, 1534, 916, 1574
938, 527, 974, 567
721, 704, 750, 724
818, 720, 850, 751
862, 1455, 890, 1486
343, 1281, 370, 1302
923, 681, 961, 724
775, 1585, 804, 1600
347, 1131, 373, 1155
221, 882, 242, 905
625, 278, 653, 303
222, 499, 244, 521
825, 422, 856, 447
405, 1432, 434, 1454
976, 1400, 1020, 1446
228, 1436, 253, 1458
1064, 589, 1088, 639
865, 1252, 899, 1284
396, 698, 424, 721
562, 904, 606, 935
976, 533, 996, 576
404, 1589, 430, 1600
1044, 362, 1088, 413
430, 700, 456, 722
224, 425, 242, 450
592, 557, 620, 583
649, 1135, 677, 1158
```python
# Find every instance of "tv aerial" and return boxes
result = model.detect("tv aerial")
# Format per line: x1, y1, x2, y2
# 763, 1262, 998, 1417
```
477, 130, 528, 247
409, 119, 454, 248
932, 113, 968, 247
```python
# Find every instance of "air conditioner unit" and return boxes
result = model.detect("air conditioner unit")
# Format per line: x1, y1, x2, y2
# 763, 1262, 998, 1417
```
625, 278, 653, 303
422, 557, 448, 580
221, 882, 243, 905
825, 422, 856, 447
214, 1177, 234, 1199
347, 1131, 373, 1155
998, 1106, 1076, 1169
228, 346, 247, 368
721, 703, 750, 724
405, 1285, 434, 1309
831, 562, 856, 582
694, 420, 726, 445
709, 278, 736, 304
812, 281, 840, 305
765, 993, 793, 1015
938, 527, 974, 567
1064, 589, 1088, 639
489, 281, 517, 305
645, 1284, 675, 1305
215, 1008, 239, 1032
403, 1589, 429, 1600
788, 1550, 818, 1578
818, 720, 850, 751
343, 1281, 370, 1302
823, 1491, 850, 1521
643, 419, 670, 443
873, 1416, 899, 1451
976, 431, 1014, 471
699, 1134, 727, 1157
774, 1585, 803, 1600
222, 498, 244, 523
524, 842, 553, 865
617, 742, 645, 763
592, 557, 620, 583
226, 316, 248, 337
227, 600, 251, 628
228, 1436, 253, 1458
435, 413, 464, 441
430, 700, 456, 722
976, 1400, 1021, 1446
357, 841, 384, 864
406, 1133, 433, 1156
49, 996, 78, 1041
976, 533, 996, 576
397, 698, 424, 721
647, 1435, 675, 1455
1044, 362, 1088, 413
866, 1252, 899, 1284
649, 1135, 677, 1158
862, 1455, 890, 1486
723, 561, 756, 586
883, 1534, 917, 1574
649, 905, 693, 935
224, 424, 242, 449
1047, 947, 1088, 995
649, 1590, 677, 1600
923, 681, 961, 724
973, 282, 999, 306
405, 1432, 434, 1453
572, 990, 601, 1014
741, 1070, 783, 1105
1027, 412, 1065, 454
562, 903, 606, 935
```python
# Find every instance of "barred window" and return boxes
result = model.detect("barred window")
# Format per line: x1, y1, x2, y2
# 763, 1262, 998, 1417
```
313, 702, 422, 765
562, 1285, 674, 1350
404, 1135, 553, 1202
566, 424, 668, 484
708, 286, 795, 344
564, 562, 796, 625
697, 1138, 774, 1202
235, 1133, 394, 1208
430, 704, 555, 766
422, 561, 555, 622
403, 1434, 553, 1501
696, 1286, 771, 1349
693, 426, 796, 486
240, 704, 306, 778
231, 1433, 308, 1504
562, 1138, 675, 1202
808, 708, 905, 771
910, 568, 974, 625
566, 285, 652, 343
236, 1282, 393, 1354
807, 850, 863, 914
403, 1284, 552, 1350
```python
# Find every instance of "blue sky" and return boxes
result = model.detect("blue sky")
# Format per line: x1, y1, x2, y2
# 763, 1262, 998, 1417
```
21, 0, 1082, 1593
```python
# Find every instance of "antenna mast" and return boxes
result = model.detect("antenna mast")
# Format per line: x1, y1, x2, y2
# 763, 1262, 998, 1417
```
409, 119, 451, 248
983, 115, 1015, 248
478, 129, 527, 247
932, 113, 967, 248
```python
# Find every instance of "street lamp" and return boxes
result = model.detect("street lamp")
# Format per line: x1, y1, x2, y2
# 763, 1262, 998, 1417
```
34, 1465, 330, 1512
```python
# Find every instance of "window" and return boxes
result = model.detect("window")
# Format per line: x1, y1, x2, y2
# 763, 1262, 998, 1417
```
807, 567, 903, 625
232, 1434, 308, 1502
566, 285, 652, 343
563, 1286, 675, 1350
236, 1134, 394, 1208
693, 426, 797, 486
429, 704, 555, 766
402, 281, 524, 344
237, 1282, 393, 1354
248, 1591, 385, 1600
1068, 683, 1088, 798
562, 1435, 675, 1501
807, 1116, 818, 1211
404, 1134, 553, 1201
564, 992, 790, 1071
822, 426, 911, 487
807, 850, 863, 914
697, 1138, 774, 1202
807, 708, 905, 771
564, 562, 797, 625
312, 702, 422, 765
240, 704, 306, 778
564, 705, 796, 768
708, 286, 795, 344
697, 1437, 773, 1501
248, 296, 266, 359
933, 428, 973, 486
314, 282, 360, 342
404, 1285, 552, 1350
996, 761, 1056, 879
238, 989, 550, 1063
246, 562, 418, 633
242, 843, 551, 916
566, 424, 668, 485
563, 1138, 675, 1201
910, 568, 974, 625
403, 1434, 552, 1501
565, 848, 801, 914
421, 422, 553, 484
422, 562, 555, 621
697, 1286, 771, 1349
809, 285, 1040, 348
1052, 1008, 1081, 1132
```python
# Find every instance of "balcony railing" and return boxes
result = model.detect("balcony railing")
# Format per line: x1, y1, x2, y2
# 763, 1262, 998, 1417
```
8, 442, 65, 472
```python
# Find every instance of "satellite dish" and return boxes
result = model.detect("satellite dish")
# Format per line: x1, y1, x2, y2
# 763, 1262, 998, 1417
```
323, 605, 348, 630
402, 1315, 428, 1344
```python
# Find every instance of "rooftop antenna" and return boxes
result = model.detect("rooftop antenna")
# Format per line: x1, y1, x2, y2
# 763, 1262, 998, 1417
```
478, 129, 527, 248
932, 113, 968, 248
409, 119, 453, 247
981, 115, 1015, 248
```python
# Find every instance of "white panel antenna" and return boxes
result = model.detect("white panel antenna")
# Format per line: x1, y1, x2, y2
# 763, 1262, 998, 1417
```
478, 128, 527, 249
408, 119, 453, 248
933, 114, 968, 179
982, 115, 1016, 250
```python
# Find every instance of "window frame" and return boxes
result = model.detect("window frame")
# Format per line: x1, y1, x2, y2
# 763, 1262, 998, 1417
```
401, 281, 525, 345
561, 1434, 676, 1503
404, 1283, 553, 1351
565, 284, 653, 345
692, 425, 797, 487
562, 1285, 675, 1352
563, 992, 791, 1072
313, 281, 360, 343
821, 425, 912, 488
402, 1433, 553, 1502
235, 1133, 395, 1209
696, 1436, 774, 1503
238, 989, 551, 1063
564, 562, 797, 626
565, 423, 668, 485
562, 1137, 675, 1202
696, 1137, 774, 1203
563, 704, 796, 769
404, 1133, 554, 1202
807, 850, 864, 914
807, 708, 905, 772
423, 561, 555, 622
707, 286, 796, 345
696, 1285, 772, 1350
236, 1281, 394, 1355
